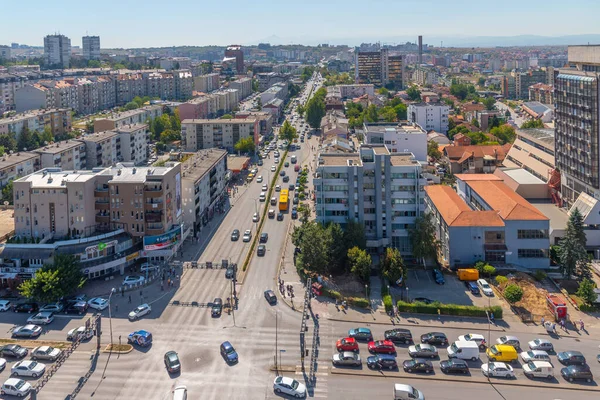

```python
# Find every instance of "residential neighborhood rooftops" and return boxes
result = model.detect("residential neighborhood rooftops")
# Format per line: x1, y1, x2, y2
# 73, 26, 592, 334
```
34, 140, 84, 155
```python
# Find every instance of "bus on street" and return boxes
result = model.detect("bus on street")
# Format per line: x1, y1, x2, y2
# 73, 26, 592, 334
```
279, 189, 289, 211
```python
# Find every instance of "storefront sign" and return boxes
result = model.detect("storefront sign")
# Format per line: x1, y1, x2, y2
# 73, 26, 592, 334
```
143, 226, 182, 251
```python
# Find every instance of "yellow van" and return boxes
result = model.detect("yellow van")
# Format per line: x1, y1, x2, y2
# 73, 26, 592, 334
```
486, 344, 518, 363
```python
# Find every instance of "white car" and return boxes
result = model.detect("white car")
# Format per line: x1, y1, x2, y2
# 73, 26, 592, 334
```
271, 166, 277, 172
273, 376, 306, 398
173, 385, 187, 400
477, 279, 494, 296
27, 312, 54, 325
242, 230, 252, 242
458, 333, 487, 350
128, 303, 151, 320
122, 275, 145, 286
11, 360, 46, 378
0, 300, 12, 311
481, 362, 515, 378
275, 185, 281, 192
252, 213, 259, 222
257, 176, 263, 183
140, 263, 160, 273
31, 346, 61, 361
67, 326, 94, 341
1, 378, 31, 397
88, 297, 109, 311
520, 350, 551, 363
262, 184, 268, 191
39, 303, 63, 313
528, 338, 554, 352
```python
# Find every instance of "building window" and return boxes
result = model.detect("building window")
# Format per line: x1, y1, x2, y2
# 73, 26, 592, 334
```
517, 249, 547, 258
517, 230, 548, 239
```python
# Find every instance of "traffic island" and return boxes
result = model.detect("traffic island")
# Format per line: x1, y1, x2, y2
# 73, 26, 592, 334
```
0, 338, 71, 349
103, 343, 134, 354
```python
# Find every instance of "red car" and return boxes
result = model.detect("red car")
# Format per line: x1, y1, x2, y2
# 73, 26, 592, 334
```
368, 340, 396, 354
336, 337, 359, 352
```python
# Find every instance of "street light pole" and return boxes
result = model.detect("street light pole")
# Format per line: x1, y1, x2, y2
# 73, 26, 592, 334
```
275, 311, 279, 373
108, 287, 116, 347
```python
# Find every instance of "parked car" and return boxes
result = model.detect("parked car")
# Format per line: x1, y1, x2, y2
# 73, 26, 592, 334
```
122, 276, 145, 286
273, 376, 306, 398
64, 301, 88, 315
432, 269, 445, 284
561, 364, 593, 383
408, 344, 438, 358
0, 378, 32, 397
528, 338, 554, 352
264, 290, 277, 305
481, 362, 515, 378
67, 326, 93, 341
39, 303, 63, 313
12, 325, 42, 339
348, 328, 373, 341
164, 351, 181, 373
496, 336, 520, 349
384, 329, 413, 345
420, 332, 448, 346
368, 340, 396, 354
14, 303, 38, 314
332, 352, 361, 367
477, 279, 494, 296
211, 298, 223, 317
557, 351, 586, 365
336, 338, 359, 352
87, 298, 109, 311
27, 312, 54, 325
220, 341, 238, 364
231, 229, 240, 241
0, 345, 27, 359
366, 354, 397, 370
0, 300, 11, 312
458, 333, 487, 350
11, 360, 45, 378
0, 359, 5, 372
520, 350, 551, 363
465, 281, 480, 295
291, 209, 298, 219
31, 346, 61, 361
260, 233, 269, 243
403, 358, 434, 373
128, 304, 151, 320
440, 359, 469, 374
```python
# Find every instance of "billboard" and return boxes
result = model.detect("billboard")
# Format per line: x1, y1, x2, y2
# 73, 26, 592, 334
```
143, 225, 182, 251
175, 172, 182, 218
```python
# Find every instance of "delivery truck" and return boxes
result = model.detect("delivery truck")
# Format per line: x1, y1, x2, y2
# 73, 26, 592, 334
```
457, 268, 479, 281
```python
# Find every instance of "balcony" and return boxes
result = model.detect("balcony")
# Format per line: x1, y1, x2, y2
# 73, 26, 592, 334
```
95, 201, 110, 210
145, 211, 162, 223
95, 213, 110, 223
146, 225, 164, 236
145, 201, 164, 211
144, 188, 163, 198
94, 187, 109, 197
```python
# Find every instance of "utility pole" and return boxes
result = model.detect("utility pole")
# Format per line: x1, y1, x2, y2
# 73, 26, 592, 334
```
275, 311, 279, 373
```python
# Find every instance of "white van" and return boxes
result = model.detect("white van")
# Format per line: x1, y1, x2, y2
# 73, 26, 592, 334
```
523, 360, 554, 380
259, 192, 266, 202
173, 385, 187, 400
393, 384, 424, 400
447, 341, 479, 361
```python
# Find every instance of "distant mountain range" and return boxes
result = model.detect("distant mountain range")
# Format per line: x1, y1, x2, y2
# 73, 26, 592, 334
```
247, 34, 600, 48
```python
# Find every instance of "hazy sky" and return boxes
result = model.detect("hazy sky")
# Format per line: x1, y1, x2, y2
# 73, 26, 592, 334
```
2, 0, 599, 48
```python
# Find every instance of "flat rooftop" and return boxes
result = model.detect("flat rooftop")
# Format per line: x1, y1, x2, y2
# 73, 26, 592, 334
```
364, 122, 426, 135
181, 149, 227, 182
100, 164, 176, 182
502, 168, 545, 185
516, 128, 555, 149
99, 105, 161, 121
181, 118, 256, 124
16, 169, 97, 188
0, 152, 39, 170
320, 153, 362, 166
390, 154, 420, 166
81, 131, 118, 143
114, 123, 148, 133
530, 201, 568, 232
35, 140, 84, 155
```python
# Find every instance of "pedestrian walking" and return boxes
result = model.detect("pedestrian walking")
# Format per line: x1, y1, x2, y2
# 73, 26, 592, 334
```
580, 319, 585, 331
161, 282, 164, 291
560, 319, 565, 331
541, 316, 545, 326
128, 295, 132, 304
552, 323, 557, 334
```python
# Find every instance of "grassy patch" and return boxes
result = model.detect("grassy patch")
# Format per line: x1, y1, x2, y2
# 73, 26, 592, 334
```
105, 343, 133, 353
0, 338, 71, 349
396, 300, 503, 319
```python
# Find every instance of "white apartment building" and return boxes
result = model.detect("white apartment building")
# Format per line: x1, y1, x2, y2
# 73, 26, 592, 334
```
180, 149, 228, 235
363, 122, 428, 161
159, 57, 192, 71
408, 102, 449, 134
338, 84, 375, 98
44, 34, 71, 68
34, 140, 87, 170
114, 124, 149, 166
81, 131, 121, 168
82, 36, 101, 60
229, 77, 252, 99
0, 73, 27, 111
94, 105, 163, 132
0, 152, 40, 188
182, 118, 258, 151
314, 145, 427, 255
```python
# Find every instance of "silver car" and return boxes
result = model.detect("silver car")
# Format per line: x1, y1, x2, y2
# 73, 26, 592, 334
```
31, 346, 61, 361
408, 343, 438, 358
332, 351, 361, 367
528, 338, 553, 352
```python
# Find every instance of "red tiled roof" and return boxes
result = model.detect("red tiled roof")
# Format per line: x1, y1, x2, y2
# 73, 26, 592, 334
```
425, 186, 505, 227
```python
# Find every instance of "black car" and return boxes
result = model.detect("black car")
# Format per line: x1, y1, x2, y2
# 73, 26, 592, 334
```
0, 344, 28, 358
384, 329, 413, 345
561, 365, 593, 383
420, 332, 448, 346
366, 354, 397, 370
283, 176, 290, 183
231, 229, 240, 241
465, 281, 480, 295
264, 290, 277, 305
293, 197, 299, 205
257, 245, 266, 256
225, 265, 235, 279
413, 297, 433, 304
403, 358, 434, 373
280, 171, 286, 177
260, 233, 269, 243
277, 212, 284, 221
64, 301, 88, 315
289, 184, 295, 191
211, 298, 223, 317
558, 351, 586, 365
14, 302, 39, 313
432, 269, 445, 285
164, 351, 181, 373
440, 359, 469, 374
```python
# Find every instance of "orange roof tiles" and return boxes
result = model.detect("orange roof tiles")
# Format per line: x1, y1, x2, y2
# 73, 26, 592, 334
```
467, 180, 548, 221
454, 174, 503, 182
444, 145, 509, 162
425, 185, 504, 227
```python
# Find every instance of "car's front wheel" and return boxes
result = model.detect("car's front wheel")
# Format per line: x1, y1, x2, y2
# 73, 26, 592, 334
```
275, 388, 281, 394
32, 373, 38, 378
294, 394, 302, 399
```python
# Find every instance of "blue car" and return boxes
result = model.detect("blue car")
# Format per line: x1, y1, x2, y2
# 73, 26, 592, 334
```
128, 330, 153, 347
220, 341, 238, 364
432, 269, 445, 285
348, 328, 373, 341
291, 209, 298, 219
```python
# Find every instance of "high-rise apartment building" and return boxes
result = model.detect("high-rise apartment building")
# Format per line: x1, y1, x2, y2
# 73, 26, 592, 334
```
555, 45, 600, 206
181, 118, 258, 151
314, 145, 427, 256
388, 55, 404, 89
356, 48, 389, 87
224, 45, 244, 73
502, 70, 547, 100
44, 34, 71, 68
82, 36, 101, 60
408, 103, 450, 134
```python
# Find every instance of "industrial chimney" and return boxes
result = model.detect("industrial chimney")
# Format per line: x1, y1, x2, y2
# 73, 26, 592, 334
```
418, 35, 423, 64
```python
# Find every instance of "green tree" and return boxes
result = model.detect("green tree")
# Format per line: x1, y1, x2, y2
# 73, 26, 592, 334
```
488, 115, 501, 130
17, 127, 38, 151
482, 97, 496, 111
477, 77, 486, 87
2, 181, 13, 205
520, 119, 545, 129
40, 127, 54, 145
221, 114, 233, 120
379, 106, 396, 122
344, 220, 367, 250
233, 136, 255, 154
305, 97, 326, 129
503, 284, 523, 304
252, 79, 259, 92
0, 146, 5, 157
576, 278, 598, 305
159, 129, 180, 144
0, 135, 16, 152
450, 83, 470, 100
381, 247, 406, 285
393, 103, 407, 120
364, 105, 379, 123
490, 124, 516, 144
327, 223, 348, 274
170, 109, 182, 131
377, 87, 390, 97
132, 96, 144, 108
406, 86, 421, 101
427, 141, 442, 160
292, 221, 331, 274
296, 104, 305, 116
123, 101, 139, 111
409, 213, 439, 266
471, 118, 480, 128
152, 114, 172, 138
559, 208, 590, 278
18, 254, 85, 303
347, 246, 372, 283
279, 120, 298, 143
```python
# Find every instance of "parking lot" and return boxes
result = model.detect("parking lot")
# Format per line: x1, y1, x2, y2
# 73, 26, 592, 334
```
407, 269, 503, 308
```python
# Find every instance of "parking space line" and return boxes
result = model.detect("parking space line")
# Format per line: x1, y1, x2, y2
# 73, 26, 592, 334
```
425, 270, 432, 283
412, 270, 420, 282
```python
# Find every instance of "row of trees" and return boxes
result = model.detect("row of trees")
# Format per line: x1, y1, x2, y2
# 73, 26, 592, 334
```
19, 254, 85, 303
148, 109, 182, 152
279, 120, 298, 143
305, 87, 327, 129
346, 97, 407, 129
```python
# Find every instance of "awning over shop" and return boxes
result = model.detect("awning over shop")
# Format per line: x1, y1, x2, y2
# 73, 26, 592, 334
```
0, 247, 54, 260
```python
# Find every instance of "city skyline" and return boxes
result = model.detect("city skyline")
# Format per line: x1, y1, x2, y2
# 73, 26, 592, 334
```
3, 0, 600, 48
